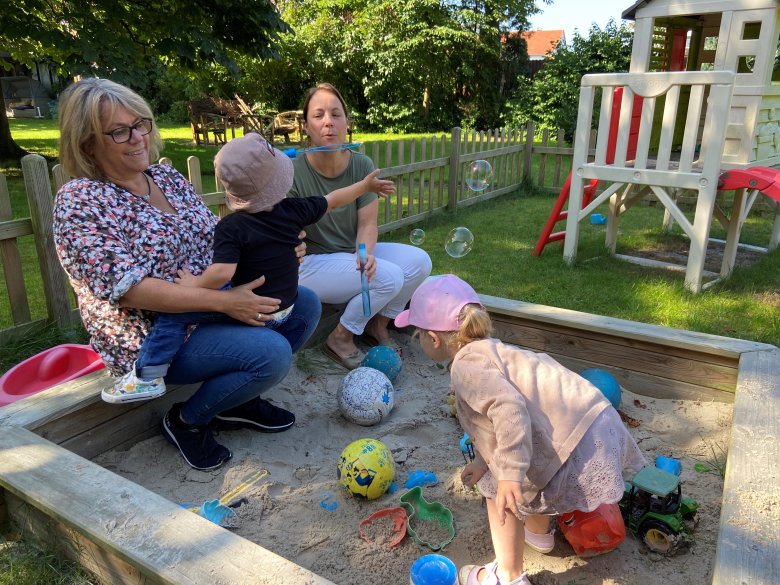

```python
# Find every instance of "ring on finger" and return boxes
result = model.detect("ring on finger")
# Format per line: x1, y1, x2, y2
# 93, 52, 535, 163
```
256, 312, 263, 321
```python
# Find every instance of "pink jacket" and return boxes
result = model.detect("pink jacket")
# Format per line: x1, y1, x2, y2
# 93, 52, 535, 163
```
452, 338, 609, 502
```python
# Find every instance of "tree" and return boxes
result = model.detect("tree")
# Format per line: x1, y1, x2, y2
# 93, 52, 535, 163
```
508, 20, 633, 140
0, 0, 290, 161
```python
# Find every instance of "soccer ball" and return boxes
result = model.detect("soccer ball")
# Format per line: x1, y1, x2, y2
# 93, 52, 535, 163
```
337, 438, 395, 500
360, 345, 403, 382
338, 367, 394, 426
580, 368, 622, 409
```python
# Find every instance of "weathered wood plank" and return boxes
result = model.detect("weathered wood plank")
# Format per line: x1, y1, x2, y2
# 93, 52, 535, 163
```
481, 294, 771, 356
0, 426, 336, 585
712, 347, 780, 585
540, 350, 734, 403
491, 317, 739, 394
6, 494, 146, 585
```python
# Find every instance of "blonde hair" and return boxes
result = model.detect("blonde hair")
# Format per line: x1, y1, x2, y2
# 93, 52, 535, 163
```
419, 303, 493, 353
58, 78, 163, 179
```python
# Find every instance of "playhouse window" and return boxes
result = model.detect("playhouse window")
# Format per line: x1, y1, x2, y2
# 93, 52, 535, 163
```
742, 21, 761, 40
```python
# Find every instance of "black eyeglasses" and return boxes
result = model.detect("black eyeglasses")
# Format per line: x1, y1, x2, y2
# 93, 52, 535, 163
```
102, 118, 153, 144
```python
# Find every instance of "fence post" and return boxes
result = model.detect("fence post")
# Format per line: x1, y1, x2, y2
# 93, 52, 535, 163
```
523, 121, 535, 178
22, 154, 74, 328
187, 156, 203, 194
448, 127, 461, 212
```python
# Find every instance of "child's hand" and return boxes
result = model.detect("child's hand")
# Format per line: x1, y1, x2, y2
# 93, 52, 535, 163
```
175, 268, 200, 287
365, 169, 395, 198
461, 461, 488, 489
495, 480, 525, 525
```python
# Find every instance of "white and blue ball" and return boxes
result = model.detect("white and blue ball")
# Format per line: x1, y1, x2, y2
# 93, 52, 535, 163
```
360, 345, 403, 382
338, 367, 394, 426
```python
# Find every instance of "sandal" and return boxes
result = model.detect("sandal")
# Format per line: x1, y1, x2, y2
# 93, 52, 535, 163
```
458, 561, 532, 585
322, 343, 365, 370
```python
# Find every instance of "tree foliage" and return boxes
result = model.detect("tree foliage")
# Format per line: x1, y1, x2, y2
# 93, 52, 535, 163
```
505, 20, 633, 140
0, 0, 290, 160
236, 0, 541, 131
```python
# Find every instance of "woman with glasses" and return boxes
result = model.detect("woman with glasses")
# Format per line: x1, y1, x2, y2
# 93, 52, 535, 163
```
52, 78, 321, 471
288, 83, 432, 369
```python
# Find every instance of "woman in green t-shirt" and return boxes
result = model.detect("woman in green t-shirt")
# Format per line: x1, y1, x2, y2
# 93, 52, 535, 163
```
288, 83, 432, 369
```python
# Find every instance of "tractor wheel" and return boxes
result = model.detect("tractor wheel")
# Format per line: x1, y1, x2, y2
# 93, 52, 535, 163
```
640, 520, 679, 554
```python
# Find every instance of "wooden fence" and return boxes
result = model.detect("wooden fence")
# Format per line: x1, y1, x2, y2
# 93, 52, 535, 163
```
0, 124, 575, 345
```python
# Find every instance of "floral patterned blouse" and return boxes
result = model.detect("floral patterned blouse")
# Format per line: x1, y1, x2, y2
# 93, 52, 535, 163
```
53, 164, 218, 376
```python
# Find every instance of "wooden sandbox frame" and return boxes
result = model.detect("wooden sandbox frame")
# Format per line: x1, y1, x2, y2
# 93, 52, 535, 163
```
0, 296, 777, 585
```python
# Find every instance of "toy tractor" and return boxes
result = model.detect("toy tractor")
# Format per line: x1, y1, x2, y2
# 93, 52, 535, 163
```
619, 466, 698, 555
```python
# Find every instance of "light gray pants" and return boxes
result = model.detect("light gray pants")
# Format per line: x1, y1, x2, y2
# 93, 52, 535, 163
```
298, 242, 432, 335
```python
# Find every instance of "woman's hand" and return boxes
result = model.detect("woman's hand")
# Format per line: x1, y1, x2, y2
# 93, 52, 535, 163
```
495, 480, 525, 526
222, 276, 281, 325
356, 251, 378, 281
461, 461, 488, 489
295, 230, 307, 265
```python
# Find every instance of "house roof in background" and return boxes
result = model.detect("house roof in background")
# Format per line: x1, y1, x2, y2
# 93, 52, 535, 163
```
520, 30, 566, 58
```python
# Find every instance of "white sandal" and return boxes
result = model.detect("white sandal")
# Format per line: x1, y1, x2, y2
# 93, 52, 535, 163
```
458, 561, 532, 585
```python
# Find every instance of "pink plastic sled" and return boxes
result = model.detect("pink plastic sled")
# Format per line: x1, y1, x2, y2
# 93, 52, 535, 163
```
0, 344, 105, 407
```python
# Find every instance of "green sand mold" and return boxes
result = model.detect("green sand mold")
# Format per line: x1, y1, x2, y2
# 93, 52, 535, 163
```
399, 486, 456, 551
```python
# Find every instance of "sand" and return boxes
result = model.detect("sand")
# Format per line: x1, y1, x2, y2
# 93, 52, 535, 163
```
93, 332, 732, 585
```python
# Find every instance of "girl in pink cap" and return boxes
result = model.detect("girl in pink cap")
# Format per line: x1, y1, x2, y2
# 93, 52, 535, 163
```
395, 275, 645, 585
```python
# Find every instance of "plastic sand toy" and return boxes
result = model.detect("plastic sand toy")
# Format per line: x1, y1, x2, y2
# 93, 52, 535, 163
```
358, 507, 408, 547
400, 486, 455, 551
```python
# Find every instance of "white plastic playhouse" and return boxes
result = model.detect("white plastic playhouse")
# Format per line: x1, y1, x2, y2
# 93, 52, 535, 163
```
552, 0, 780, 292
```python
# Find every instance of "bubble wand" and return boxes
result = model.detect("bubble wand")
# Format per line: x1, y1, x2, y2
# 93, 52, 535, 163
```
282, 143, 362, 158
358, 243, 371, 317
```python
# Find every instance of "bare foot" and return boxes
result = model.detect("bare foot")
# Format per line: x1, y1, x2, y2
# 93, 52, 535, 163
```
325, 323, 360, 358
364, 315, 392, 345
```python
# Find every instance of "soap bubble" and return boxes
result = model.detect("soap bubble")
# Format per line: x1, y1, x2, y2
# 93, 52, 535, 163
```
445, 227, 474, 258
410, 229, 426, 245
466, 160, 493, 192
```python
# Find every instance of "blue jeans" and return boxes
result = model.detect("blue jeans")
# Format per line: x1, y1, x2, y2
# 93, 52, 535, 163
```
155, 286, 320, 425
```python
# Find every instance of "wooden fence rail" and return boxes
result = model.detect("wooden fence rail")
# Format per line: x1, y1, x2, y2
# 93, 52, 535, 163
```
0, 124, 573, 346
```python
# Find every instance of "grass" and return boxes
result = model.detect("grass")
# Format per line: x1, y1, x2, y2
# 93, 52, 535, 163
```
0, 536, 96, 585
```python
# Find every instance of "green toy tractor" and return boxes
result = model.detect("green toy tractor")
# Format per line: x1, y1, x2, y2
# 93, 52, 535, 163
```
619, 466, 698, 554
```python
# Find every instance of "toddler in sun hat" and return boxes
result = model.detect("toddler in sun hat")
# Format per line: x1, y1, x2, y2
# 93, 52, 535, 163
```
103, 132, 394, 404
395, 274, 645, 585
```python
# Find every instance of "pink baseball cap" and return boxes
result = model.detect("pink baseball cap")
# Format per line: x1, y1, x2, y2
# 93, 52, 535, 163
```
394, 274, 483, 331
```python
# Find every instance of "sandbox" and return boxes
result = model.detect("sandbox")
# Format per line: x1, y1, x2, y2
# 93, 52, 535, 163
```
0, 296, 777, 585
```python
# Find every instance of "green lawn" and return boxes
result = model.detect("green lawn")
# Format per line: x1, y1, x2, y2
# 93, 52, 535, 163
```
2, 117, 779, 376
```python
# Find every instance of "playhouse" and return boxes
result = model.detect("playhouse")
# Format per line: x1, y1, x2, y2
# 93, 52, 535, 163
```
553, 0, 780, 292
625, 0, 780, 167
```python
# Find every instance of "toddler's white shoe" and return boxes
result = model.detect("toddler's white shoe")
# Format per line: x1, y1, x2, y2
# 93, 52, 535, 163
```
102, 368, 166, 404
458, 561, 532, 585
523, 516, 556, 553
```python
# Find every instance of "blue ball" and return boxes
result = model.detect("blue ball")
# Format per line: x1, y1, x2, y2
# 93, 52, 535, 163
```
360, 345, 403, 382
580, 368, 621, 409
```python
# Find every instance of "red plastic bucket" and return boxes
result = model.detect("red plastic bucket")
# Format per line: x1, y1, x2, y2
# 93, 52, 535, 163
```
557, 502, 626, 558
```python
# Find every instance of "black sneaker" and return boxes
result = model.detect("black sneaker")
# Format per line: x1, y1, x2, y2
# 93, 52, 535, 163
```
162, 403, 232, 471
214, 397, 295, 433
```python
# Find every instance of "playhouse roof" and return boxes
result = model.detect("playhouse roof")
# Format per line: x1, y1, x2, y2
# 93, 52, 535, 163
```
622, 0, 647, 19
